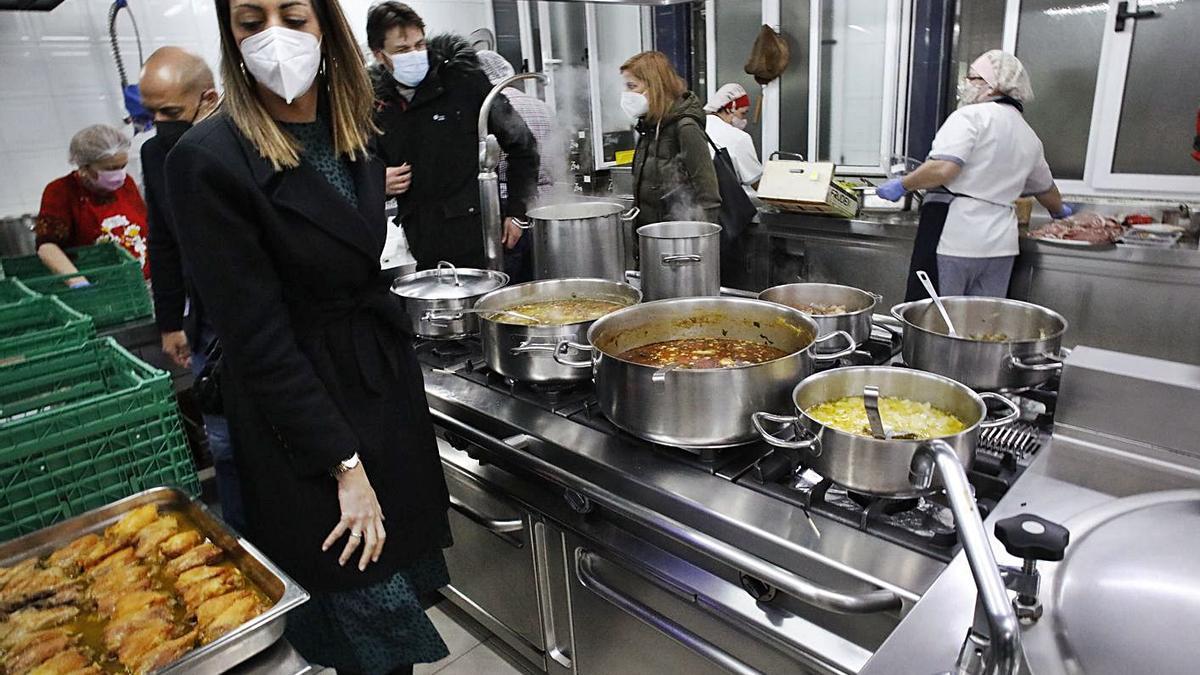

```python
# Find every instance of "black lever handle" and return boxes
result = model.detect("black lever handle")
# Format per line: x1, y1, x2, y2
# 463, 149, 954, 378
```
994, 514, 1069, 562
1115, 1, 1159, 32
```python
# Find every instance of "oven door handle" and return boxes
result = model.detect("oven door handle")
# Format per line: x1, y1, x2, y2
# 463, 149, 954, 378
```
574, 548, 765, 675
431, 410, 906, 614
448, 494, 525, 548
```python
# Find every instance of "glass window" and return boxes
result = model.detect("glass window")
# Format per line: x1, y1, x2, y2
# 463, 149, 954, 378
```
592, 4, 646, 165
1112, 0, 1200, 176
1014, 0, 1106, 180
818, 0, 888, 167
714, 0, 762, 154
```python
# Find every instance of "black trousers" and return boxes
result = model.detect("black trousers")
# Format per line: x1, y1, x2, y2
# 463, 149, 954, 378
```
903, 201, 950, 302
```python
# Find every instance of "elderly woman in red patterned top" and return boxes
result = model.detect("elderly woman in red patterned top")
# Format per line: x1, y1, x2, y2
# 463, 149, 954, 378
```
36, 124, 150, 287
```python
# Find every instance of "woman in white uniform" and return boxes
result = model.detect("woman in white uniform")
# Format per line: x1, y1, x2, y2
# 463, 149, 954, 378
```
878, 50, 1071, 299
703, 83, 763, 200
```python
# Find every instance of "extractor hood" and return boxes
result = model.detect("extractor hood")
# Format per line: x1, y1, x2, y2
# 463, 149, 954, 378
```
0, 0, 67, 10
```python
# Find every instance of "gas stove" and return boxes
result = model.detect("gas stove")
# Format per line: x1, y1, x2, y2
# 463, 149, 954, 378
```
415, 331, 1044, 562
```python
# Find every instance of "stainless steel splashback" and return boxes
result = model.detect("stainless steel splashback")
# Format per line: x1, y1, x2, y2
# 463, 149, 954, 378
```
1057, 346, 1200, 464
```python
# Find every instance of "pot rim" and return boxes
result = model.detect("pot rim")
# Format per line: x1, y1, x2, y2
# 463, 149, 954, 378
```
526, 200, 626, 220
758, 282, 880, 317
636, 221, 722, 239
588, 296, 821, 373
891, 296, 1068, 345
391, 267, 509, 300
790, 365, 988, 443
474, 278, 642, 328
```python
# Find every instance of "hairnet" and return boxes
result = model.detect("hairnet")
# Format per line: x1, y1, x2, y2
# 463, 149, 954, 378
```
703, 83, 750, 113
970, 50, 1034, 103
476, 49, 516, 86
68, 124, 131, 167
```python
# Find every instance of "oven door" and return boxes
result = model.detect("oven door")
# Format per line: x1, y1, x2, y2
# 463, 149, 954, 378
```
564, 527, 874, 675
441, 459, 544, 664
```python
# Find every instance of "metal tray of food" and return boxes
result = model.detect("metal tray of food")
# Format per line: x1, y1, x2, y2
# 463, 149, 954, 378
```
0, 487, 309, 674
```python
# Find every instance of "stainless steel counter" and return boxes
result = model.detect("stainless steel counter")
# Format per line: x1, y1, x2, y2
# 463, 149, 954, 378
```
761, 210, 1200, 365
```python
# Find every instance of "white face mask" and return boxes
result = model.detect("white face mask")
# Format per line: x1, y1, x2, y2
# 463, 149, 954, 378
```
731, 116, 749, 131
621, 91, 649, 120
239, 26, 322, 104
957, 79, 990, 107
391, 49, 429, 87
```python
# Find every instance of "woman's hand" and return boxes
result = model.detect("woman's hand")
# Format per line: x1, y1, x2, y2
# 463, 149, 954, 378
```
321, 463, 386, 571
385, 163, 413, 196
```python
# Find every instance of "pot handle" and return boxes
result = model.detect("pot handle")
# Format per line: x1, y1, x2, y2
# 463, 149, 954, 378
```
620, 206, 641, 222
810, 330, 858, 362
978, 393, 1021, 429
511, 340, 557, 356
889, 301, 911, 324
422, 309, 463, 326
661, 254, 702, 265
553, 340, 594, 368
751, 412, 822, 455
1008, 350, 1068, 373
513, 217, 533, 230
435, 260, 462, 286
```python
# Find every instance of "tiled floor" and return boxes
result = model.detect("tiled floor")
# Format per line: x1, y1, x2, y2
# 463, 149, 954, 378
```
414, 602, 527, 675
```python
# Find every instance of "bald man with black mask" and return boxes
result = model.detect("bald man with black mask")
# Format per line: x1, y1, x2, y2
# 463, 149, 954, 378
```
139, 47, 244, 531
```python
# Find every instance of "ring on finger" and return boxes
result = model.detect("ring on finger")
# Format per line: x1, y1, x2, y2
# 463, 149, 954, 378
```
350, 531, 363, 539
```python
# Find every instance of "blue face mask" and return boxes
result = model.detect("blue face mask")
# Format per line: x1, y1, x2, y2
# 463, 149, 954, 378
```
391, 49, 429, 87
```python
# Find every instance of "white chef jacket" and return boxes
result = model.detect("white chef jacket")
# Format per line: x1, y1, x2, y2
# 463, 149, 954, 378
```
705, 115, 763, 200
927, 101, 1053, 258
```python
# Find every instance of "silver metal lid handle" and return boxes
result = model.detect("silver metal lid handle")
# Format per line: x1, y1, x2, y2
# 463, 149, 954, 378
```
435, 260, 462, 287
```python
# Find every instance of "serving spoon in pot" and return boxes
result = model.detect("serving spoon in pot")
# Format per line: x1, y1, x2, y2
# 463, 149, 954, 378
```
863, 386, 918, 440
916, 270, 959, 337
423, 308, 546, 325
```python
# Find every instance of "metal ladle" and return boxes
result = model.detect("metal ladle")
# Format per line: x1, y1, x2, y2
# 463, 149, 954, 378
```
863, 385, 918, 440
916, 270, 959, 337
423, 308, 546, 325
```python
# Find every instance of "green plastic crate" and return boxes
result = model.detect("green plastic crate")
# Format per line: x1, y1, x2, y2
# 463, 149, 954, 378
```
0, 338, 199, 540
1, 243, 151, 328
0, 296, 95, 364
0, 278, 37, 307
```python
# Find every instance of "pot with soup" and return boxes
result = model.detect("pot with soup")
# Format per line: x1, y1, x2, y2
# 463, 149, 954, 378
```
752, 366, 1019, 496
554, 297, 857, 448
758, 282, 883, 351
473, 278, 641, 383
891, 296, 1069, 392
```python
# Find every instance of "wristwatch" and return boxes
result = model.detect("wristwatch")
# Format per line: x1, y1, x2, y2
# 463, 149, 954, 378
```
330, 452, 361, 477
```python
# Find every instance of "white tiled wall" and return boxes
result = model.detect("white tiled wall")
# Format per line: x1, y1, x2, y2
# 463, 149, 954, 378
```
0, 0, 493, 218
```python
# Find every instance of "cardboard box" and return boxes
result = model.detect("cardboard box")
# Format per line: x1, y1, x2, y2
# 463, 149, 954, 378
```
757, 160, 860, 218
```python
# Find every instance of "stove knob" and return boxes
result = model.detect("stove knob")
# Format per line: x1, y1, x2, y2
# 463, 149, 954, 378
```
564, 488, 594, 515
994, 514, 1069, 562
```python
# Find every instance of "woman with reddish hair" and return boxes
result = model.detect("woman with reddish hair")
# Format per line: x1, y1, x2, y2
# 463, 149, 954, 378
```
620, 51, 720, 227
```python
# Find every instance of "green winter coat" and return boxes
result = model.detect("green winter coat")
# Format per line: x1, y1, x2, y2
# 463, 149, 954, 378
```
631, 92, 722, 227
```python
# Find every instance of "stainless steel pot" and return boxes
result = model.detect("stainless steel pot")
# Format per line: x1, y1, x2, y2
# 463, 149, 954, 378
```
758, 283, 883, 350
517, 202, 639, 282
891, 296, 1069, 392
555, 297, 856, 448
474, 278, 641, 383
752, 366, 1019, 496
391, 261, 509, 339
637, 221, 721, 300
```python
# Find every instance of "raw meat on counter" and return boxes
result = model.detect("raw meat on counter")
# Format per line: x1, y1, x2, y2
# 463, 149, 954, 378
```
1028, 213, 1125, 244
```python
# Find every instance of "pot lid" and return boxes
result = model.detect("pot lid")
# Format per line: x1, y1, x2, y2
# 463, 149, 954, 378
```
391, 262, 508, 300
1023, 489, 1200, 675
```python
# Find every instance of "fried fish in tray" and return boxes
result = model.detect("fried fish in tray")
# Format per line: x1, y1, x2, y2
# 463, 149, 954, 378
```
163, 542, 222, 578
26, 648, 102, 675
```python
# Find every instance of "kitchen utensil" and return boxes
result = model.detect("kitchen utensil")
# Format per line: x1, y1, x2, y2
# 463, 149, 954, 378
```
391, 261, 509, 339
516, 202, 639, 282
474, 278, 641, 383
758, 282, 883, 350
556, 297, 856, 448
891, 296, 1068, 392
0, 487, 309, 674
424, 307, 544, 325
916, 270, 957, 337
862, 385, 888, 439
636, 221, 722, 301
752, 366, 1019, 496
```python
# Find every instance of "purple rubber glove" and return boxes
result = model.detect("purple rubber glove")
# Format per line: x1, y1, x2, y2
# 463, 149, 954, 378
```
1052, 203, 1074, 220
876, 178, 907, 202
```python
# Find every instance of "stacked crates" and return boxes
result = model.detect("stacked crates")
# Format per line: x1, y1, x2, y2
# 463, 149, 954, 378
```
1, 243, 152, 328
0, 252, 199, 539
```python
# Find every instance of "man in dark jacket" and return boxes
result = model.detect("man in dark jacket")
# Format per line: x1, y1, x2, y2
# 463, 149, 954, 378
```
139, 47, 244, 532
367, 2, 539, 270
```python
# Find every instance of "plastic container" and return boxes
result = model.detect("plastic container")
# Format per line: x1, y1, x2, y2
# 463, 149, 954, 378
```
0, 278, 37, 307
0, 243, 151, 328
0, 338, 199, 540
0, 296, 95, 364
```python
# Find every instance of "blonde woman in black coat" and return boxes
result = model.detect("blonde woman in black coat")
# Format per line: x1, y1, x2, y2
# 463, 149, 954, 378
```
165, 1, 450, 672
